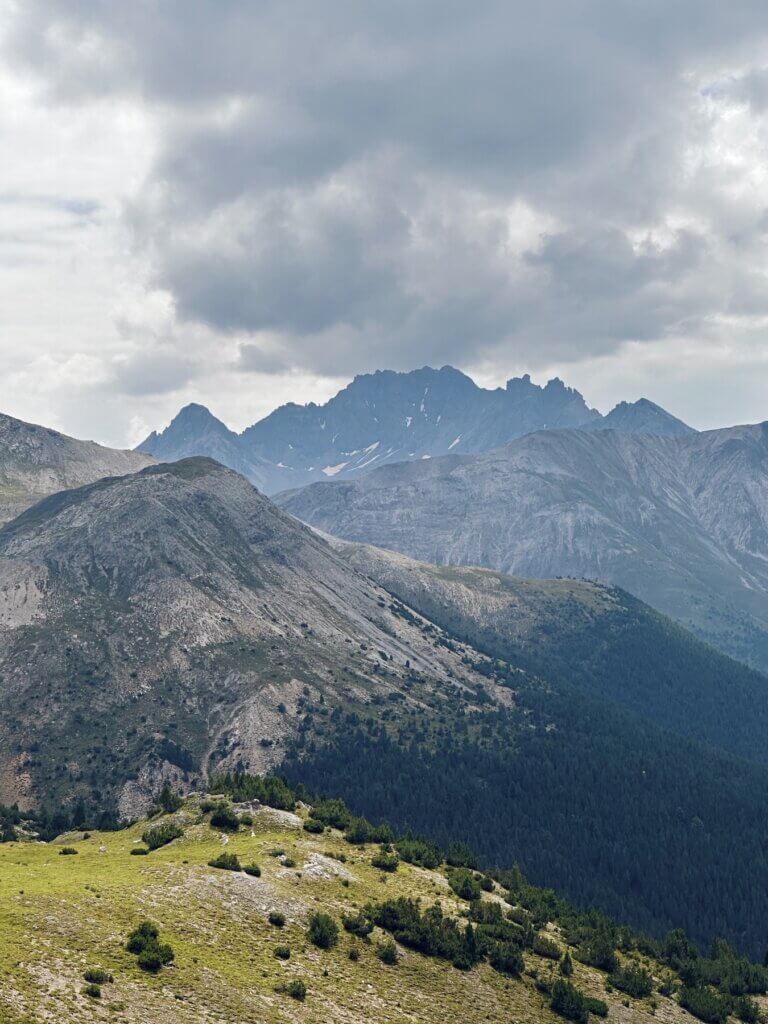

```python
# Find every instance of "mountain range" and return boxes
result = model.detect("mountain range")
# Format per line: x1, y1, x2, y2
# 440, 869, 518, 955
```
3, 376, 768, 953
137, 366, 693, 494
279, 422, 768, 672
1, 453, 768, 951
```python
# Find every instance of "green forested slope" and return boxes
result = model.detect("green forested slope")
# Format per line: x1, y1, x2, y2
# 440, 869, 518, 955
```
283, 671, 768, 957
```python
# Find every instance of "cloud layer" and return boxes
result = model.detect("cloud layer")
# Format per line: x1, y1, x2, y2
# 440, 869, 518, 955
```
3, 1, 768, 440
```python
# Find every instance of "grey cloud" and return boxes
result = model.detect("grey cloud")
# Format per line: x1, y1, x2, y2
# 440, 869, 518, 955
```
7, 1, 768, 379
238, 344, 293, 376
111, 350, 197, 397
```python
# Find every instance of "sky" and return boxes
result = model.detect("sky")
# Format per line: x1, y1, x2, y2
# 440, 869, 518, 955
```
3, 2, 768, 446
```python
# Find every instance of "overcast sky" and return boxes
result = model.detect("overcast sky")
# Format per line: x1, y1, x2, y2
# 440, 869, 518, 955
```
2, 1, 768, 446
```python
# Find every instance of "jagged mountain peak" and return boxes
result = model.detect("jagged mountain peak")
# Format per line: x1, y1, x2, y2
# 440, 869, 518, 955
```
145, 402, 232, 439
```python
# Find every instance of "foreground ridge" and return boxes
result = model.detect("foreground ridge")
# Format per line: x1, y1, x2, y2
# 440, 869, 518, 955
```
1, 778, 759, 1024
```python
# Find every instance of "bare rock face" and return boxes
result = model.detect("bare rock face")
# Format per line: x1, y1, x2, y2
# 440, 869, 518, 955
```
0, 411, 153, 523
278, 423, 768, 671
0, 458, 499, 810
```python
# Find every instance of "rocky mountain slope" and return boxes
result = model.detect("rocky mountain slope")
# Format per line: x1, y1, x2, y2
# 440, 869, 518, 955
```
0, 457, 499, 816
3, 785, 753, 1024
0, 411, 153, 523
138, 366, 691, 493
278, 423, 768, 671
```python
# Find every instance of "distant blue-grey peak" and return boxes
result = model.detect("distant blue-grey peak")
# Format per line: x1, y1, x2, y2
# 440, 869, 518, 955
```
594, 398, 695, 437
137, 365, 693, 494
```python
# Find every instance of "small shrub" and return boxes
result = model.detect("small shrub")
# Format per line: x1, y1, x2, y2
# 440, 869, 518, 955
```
307, 911, 339, 949
83, 969, 112, 985
394, 836, 441, 869
342, 911, 373, 938
578, 933, 618, 973
137, 944, 174, 973
285, 979, 306, 1001
560, 951, 574, 977
344, 816, 392, 845
446, 867, 481, 901
303, 818, 324, 834
488, 941, 524, 977
551, 979, 590, 1024
609, 963, 653, 999
142, 821, 183, 851
348, 945, 360, 962
208, 852, 241, 871
209, 803, 240, 832
157, 783, 183, 814
508, 906, 529, 926
377, 939, 399, 965
273, 945, 290, 960
282, 857, 297, 868
371, 850, 399, 873
127, 921, 159, 954
239, 812, 253, 826
533, 933, 562, 960
243, 863, 261, 877
585, 996, 609, 1018
59, 847, 78, 856
126, 921, 174, 974
82, 983, 101, 999
310, 797, 353, 830
268, 911, 286, 927
130, 847, 149, 856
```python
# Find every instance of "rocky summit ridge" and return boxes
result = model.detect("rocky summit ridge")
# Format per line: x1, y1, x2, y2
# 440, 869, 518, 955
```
137, 365, 693, 493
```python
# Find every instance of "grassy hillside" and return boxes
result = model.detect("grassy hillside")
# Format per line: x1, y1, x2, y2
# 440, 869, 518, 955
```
1, 783, 760, 1024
